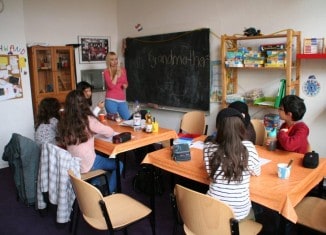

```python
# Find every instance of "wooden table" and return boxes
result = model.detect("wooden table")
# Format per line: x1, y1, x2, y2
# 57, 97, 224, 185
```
94, 119, 178, 192
142, 139, 326, 224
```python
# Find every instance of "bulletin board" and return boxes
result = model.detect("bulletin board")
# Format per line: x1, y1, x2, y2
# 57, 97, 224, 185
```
125, 28, 210, 111
0, 54, 23, 101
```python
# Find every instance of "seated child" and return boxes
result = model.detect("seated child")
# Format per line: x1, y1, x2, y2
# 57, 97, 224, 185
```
276, 95, 309, 154
34, 97, 61, 146
204, 107, 261, 220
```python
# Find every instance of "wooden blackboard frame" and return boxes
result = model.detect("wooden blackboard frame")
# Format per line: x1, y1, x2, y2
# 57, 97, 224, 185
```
125, 28, 210, 111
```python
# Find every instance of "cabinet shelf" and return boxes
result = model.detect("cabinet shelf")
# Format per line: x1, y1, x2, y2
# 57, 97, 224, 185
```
297, 53, 326, 59
220, 29, 301, 108
28, 46, 76, 119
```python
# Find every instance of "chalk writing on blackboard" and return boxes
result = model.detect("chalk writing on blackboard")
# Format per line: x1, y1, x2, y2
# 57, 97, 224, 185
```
125, 28, 210, 111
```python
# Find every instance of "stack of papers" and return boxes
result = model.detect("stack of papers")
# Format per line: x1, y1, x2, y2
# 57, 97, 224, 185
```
120, 119, 146, 128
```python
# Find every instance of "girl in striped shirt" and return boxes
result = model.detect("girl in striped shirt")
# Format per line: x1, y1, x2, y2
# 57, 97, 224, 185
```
204, 107, 261, 220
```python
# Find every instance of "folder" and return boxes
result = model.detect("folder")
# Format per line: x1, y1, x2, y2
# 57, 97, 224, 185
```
274, 79, 286, 108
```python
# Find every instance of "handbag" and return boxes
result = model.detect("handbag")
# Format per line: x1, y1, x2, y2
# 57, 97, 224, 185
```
132, 164, 164, 196
303, 150, 319, 169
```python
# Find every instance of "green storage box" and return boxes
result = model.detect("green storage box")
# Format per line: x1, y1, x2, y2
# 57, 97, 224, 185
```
254, 97, 276, 107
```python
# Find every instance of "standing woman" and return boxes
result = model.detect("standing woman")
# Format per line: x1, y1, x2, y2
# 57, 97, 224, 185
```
57, 90, 123, 194
103, 52, 130, 120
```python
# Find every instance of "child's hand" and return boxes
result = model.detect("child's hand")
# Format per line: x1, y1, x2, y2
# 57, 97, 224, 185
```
265, 139, 271, 146
97, 101, 104, 109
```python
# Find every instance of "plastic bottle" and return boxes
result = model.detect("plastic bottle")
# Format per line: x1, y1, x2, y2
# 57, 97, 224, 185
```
145, 110, 153, 133
115, 112, 122, 123
152, 117, 159, 133
133, 100, 141, 131
267, 128, 277, 151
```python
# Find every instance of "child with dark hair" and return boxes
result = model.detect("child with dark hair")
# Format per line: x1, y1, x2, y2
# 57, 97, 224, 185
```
34, 97, 61, 146
229, 101, 256, 144
276, 95, 309, 154
204, 108, 261, 220
76, 81, 104, 117
57, 90, 122, 193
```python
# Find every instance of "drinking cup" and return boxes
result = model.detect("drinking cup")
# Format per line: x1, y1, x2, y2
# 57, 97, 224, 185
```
98, 113, 105, 122
277, 163, 291, 179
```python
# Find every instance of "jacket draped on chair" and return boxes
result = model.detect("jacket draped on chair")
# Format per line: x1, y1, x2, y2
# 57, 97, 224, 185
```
37, 143, 81, 223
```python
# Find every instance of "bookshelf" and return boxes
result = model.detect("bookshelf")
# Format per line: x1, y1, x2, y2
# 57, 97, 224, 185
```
220, 29, 301, 108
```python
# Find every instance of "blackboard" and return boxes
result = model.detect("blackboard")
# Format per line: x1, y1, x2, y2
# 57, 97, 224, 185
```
125, 28, 210, 111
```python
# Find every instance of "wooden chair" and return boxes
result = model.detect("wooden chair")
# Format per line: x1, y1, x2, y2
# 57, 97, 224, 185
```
251, 119, 266, 146
68, 170, 155, 235
80, 169, 109, 188
295, 196, 326, 234
69, 169, 110, 233
179, 111, 207, 135
174, 184, 262, 235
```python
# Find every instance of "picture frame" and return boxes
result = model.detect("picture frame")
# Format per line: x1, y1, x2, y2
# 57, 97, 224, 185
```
78, 36, 110, 63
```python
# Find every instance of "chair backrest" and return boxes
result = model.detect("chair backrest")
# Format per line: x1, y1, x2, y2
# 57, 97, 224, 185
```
174, 184, 236, 235
68, 170, 108, 230
251, 119, 266, 146
180, 111, 207, 135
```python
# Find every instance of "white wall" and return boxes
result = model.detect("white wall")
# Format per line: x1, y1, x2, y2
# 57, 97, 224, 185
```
0, 0, 118, 168
0, 0, 34, 168
117, 0, 326, 155
0, 0, 325, 169
23, 0, 118, 81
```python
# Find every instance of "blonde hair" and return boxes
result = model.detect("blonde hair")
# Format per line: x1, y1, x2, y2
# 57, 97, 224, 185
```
106, 52, 121, 78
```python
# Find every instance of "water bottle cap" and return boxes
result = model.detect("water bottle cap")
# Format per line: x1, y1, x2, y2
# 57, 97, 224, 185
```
268, 128, 277, 137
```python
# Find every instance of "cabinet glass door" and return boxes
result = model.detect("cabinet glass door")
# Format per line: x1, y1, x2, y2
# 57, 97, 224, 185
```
36, 48, 54, 94
55, 48, 73, 92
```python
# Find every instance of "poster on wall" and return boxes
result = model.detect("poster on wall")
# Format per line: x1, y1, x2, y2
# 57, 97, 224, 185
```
78, 36, 110, 63
210, 60, 222, 103
0, 44, 27, 101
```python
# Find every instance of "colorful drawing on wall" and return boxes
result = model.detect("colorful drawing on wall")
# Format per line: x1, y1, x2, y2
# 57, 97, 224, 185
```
0, 43, 27, 102
303, 75, 321, 97
210, 60, 222, 103
0, 54, 23, 101
78, 36, 110, 63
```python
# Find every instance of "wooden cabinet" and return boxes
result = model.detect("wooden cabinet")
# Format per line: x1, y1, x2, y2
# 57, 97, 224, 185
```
28, 46, 76, 118
220, 29, 301, 108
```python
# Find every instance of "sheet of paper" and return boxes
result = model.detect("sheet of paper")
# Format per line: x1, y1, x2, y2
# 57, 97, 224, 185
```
120, 119, 145, 128
190, 141, 204, 150
259, 157, 271, 166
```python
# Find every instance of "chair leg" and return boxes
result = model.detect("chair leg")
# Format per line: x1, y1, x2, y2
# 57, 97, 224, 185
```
73, 209, 80, 235
230, 218, 240, 235
150, 193, 156, 235
69, 200, 79, 234
170, 193, 182, 235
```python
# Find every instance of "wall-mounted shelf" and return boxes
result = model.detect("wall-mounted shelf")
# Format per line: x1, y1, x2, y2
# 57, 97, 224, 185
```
297, 53, 326, 59
220, 29, 301, 108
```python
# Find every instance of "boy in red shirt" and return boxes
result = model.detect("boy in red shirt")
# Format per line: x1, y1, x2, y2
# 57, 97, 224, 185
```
276, 95, 309, 154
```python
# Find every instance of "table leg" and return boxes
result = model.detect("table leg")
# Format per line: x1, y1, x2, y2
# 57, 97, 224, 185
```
116, 154, 121, 193
150, 193, 156, 235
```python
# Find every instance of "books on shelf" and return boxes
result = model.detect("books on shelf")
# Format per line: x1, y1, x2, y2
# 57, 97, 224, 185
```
303, 38, 324, 54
